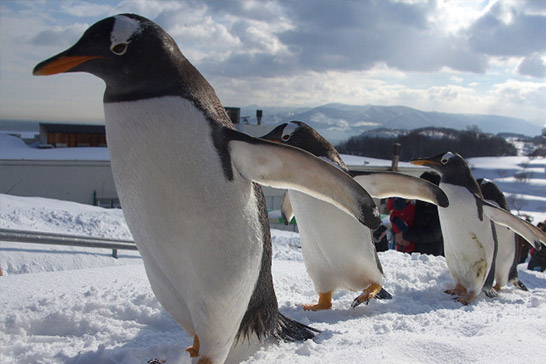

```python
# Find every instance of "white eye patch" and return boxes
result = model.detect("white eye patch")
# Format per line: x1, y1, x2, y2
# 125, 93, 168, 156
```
281, 122, 299, 141
110, 15, 142, 54
441, 152, 456, 164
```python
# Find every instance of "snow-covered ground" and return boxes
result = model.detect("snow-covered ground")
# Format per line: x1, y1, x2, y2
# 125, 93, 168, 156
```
1, 152, 545, 364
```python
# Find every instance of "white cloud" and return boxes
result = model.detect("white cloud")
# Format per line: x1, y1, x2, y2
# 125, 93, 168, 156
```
1, 0, 545, 129
518, 54, 546, 78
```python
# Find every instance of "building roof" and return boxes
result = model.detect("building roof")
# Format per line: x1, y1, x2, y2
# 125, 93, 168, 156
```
40, 123, 105, 134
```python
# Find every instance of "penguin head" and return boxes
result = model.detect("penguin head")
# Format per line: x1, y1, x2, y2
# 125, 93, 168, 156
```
410, 152, 467, 175
261, 121, 347, 170
411, 152, 481, 193
476, 178, 509, 209
33, 14, 197, 103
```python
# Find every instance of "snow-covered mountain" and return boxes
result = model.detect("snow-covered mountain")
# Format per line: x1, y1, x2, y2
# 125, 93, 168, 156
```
241, 103, 541, 143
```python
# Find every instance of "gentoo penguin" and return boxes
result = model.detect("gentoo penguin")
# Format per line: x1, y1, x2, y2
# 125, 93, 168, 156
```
262, 121, 449, 310
411, 152, 546, 304
33, 15, 382, 364
477, 178, 528, 291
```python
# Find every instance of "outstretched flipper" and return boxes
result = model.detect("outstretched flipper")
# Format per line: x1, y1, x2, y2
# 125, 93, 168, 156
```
478, 197, 546, 250
281, 191, 294, 226
225, 128, 381, 229
353, 172, 449, 207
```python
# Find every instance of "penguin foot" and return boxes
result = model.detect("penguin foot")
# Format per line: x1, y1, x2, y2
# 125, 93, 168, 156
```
185, 335, 200, 358
445, 283, 466, 296
146, 359, 165, 364
197, 357, 213, 364
351, 283, 382, 308
511, 279, 528, 291
303, 291, 332, 311
456, 291, 477, 305
493, 283, 502, 292
483, 287, 499, 298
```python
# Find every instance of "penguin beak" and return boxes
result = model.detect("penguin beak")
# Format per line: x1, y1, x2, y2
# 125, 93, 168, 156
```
33, 49, 103, 76
410, 158, 440, 167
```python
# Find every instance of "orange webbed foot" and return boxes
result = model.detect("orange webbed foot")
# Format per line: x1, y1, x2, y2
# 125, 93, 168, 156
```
302, 291, 332, 311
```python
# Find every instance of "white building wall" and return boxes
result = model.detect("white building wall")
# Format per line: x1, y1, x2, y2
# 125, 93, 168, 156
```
0, 160, 117, 205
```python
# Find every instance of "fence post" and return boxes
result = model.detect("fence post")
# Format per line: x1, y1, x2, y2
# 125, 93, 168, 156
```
391, 143, 401, 172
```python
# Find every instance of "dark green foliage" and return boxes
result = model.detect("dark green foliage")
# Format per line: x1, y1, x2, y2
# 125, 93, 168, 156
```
336, 127, 518, 161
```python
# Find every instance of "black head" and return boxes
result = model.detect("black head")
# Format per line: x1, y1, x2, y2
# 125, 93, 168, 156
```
261, 121, 348, 171
411, 152, 482, 195
33, 14, 229, 124
477, 178, 509, 209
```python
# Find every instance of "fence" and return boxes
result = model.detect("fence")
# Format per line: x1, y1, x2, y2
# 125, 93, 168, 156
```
0, 228, 137, 258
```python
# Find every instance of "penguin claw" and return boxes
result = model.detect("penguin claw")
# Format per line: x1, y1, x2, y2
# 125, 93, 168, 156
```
483, 288, 498, 298
512, 279, 528, 291
351, 296, 369, 309
186, 335, 200, 358
351, 283, 383, 309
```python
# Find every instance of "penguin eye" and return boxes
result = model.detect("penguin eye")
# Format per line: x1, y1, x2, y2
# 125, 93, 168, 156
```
441, 158, 448, 165
111, 43, 128, 55
281, 134, 291, 141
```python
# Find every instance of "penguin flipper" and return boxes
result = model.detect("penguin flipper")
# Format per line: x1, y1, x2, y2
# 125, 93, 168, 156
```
225, 128, 380, 229
480, 199, 546, 250
353, 172, 449, 207
281, 191, 294, 226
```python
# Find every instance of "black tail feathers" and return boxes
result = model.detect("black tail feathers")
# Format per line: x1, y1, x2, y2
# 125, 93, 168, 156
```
375, 287, 393, 300
276, 313, 320, 342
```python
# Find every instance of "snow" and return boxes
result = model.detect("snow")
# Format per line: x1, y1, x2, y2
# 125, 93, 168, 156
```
1, 191, 545, 363
1, 144, 545, 363
0, 134, 109, 161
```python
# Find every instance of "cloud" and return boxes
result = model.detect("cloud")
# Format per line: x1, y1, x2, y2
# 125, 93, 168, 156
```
518, 54, 546, 78
30, 23, 90, 47
468, 1, 546, 57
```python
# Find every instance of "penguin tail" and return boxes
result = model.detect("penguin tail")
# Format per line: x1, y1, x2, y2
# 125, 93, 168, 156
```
275, 313, 320, 342
375, 287, 393, 300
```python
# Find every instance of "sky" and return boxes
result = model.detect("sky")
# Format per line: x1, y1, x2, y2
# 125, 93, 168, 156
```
1, 0, 546, 128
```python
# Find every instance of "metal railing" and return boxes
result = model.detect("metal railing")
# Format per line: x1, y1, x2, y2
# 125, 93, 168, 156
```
0, 228, 138, 258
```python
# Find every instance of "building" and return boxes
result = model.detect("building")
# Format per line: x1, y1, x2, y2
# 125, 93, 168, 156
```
39, 122, 107, 148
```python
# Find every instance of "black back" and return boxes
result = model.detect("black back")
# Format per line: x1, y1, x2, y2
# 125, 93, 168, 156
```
261, 121, 348, 171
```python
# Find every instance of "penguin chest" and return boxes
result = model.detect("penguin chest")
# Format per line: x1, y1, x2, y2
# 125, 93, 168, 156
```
289, 191, 381, 292
103, 97, 263, 331
494, 226, 516, 286
439, 184, 495, 289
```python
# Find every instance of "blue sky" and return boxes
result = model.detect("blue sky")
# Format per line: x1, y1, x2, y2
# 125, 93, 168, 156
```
1, 0, 545, 128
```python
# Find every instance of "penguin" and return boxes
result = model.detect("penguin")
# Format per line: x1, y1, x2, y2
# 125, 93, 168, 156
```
33, 15, 382, 364
411, 152, 546, 304
477, 178, 528, 291
261, 121, 450, 310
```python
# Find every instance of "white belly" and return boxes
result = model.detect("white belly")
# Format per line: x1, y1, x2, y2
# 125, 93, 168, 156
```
439, 183, 495, 293
289, 190, 382, 293
494, 225, 516, 287
104, 97, 263, 353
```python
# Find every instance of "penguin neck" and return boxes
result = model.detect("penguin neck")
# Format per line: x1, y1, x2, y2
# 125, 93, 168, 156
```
103, 56, 232, 129
442, 173, 483, 198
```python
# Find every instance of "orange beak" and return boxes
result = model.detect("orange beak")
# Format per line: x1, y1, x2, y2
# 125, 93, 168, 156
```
33, 55, 103, 76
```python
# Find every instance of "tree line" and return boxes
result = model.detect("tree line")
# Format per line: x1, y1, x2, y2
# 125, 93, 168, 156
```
336, 127, 518, 161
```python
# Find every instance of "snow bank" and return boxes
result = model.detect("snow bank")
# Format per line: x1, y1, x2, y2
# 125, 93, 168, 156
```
1, 195, 545, 364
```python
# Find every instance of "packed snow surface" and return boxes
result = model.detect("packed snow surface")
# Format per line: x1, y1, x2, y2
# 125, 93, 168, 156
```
1, 193, 545, 364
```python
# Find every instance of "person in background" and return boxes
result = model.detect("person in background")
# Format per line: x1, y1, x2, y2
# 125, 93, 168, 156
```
387, 197, 416, 253
401, 171, 444, 256
527, 220, 546, 272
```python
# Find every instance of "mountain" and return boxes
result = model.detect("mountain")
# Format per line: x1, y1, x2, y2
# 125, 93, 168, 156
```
240, 104, 541, 143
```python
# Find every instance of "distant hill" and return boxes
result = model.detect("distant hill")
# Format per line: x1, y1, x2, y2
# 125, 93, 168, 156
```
240, 103, 541, 143
336, 126, 519, 160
